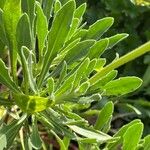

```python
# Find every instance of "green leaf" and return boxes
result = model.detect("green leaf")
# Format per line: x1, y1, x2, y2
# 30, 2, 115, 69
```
68, 125, 115, 142
16, 13, 32, 51
0, 0, 6, 9
108, 33, 129, 49
94, 102, 114, 131
42, 0, 55, 21
36, 2, 48, 58
122, 123, 143, 150
143, 135, 150, 150
85, 17, 114, 40
54, 0, 62, 14
3, 0, 21, 78
38, 0, 75, 88
30, 117, 42, 150
103, 77, 142, 96
47, 77, 54, 96
74, 3, 86, 20
88, 38, 109, 59
0, 59, 20, 93
107, 119, 141, 150
13, 94, 53, 113
21, 0, 35, 28
0, 115, 26, 149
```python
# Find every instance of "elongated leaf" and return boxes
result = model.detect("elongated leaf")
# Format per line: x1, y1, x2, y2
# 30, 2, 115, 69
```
3, 0, 21, 78
42, 0, 55, 21
94, 102, 114, 131
38, 1, 75, 88
88, 38, 109, 59
103, 77, 142, 96
143, 135, 150, 150
123, 123, 143, 150
0, 59, 20, 93
85, 17, 114, 40
36, 2, 48, 58
0, 115, 26, 149
108, 33, 129, 49
30, 117, 42, 149
54, 0, 62, 14
68, 125, 115, 142
16, 13, 32, 51
13, 94, 53, 113
0, 0, 6, 9
74, 3, 86, 20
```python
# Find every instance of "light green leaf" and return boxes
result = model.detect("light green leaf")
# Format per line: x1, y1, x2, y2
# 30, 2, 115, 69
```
103, 77, 142, 96
13, 94, 53, 113
94, 58, 106, 71
108, 33, 129, 49
3, 0, 21, 78
94, 102, 114, 131
54, 0, 62, 14
0, 59, 20, 93
42, 0, 55, 21
143, 135, 150, 150
36, 2, 48, 58
0, 0, 6, 9
30, 117, 42, 150
85, 17, 114, 40
38, 0, 75, 88
47, 77, 54, 96
0, 115, 26, 149
16, 13, 32, 51
68, 125, 115, 142
88, 38, 109, 59
74, 3, 86, 20
123, 123, 143, 150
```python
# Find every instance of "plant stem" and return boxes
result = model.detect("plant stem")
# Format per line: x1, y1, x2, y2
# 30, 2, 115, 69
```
89, 41, 150, 85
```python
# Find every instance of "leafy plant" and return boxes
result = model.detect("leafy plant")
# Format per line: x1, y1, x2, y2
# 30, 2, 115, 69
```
0, 0, 150, 149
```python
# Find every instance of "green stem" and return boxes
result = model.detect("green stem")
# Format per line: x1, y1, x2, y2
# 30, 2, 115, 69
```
89, 41, 150, 85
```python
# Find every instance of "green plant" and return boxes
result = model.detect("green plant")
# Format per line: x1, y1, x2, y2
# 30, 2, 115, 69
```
0, 0, 150, 149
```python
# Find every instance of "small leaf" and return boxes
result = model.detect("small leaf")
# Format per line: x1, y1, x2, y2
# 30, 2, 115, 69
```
47, 77, 54, 96
103, 77, 142, 96
36, 2, 48, 58
68, 125, 115, 142
123, 123, 143, 150
88, 38, 109, 59
54, 0, 62, 14
30, 117, 42, 149
94, 102, 114, 131
0, 59, 20, 93
143, 135, 150, 150
108, 33, 129, 49
74, 3, 86, 20
85, 17, 114, 40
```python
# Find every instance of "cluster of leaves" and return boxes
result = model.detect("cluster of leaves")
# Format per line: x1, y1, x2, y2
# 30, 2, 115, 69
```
75, 0, 150, 135
0, 0, 150, 149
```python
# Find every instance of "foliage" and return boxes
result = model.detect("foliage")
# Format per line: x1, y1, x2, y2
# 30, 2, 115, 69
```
0, 0, 150, 149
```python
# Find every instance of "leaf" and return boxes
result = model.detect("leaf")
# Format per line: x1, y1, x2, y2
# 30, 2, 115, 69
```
122, 123, 143, 150
108, 33, 129, 49
107, 119, 141, 150
21, 0, 36, 28
94, 102, 114, 131
85, 17, 114, 40
36, 2, 48, 58
38, 0, 75, 88
13, 94, 53, 113
16, 13, 32, 51
74, 3, 86, 20
88, 38, 109, 59
42, 0, 55, 21
143, 135, 150, 150
0, 115, 26, 149
68, 125, 115, 143
3, 0, 21, 77
0, 0, 6, 9
47, 77, 54, 96
30, 117, 42, 149
103, 77, 142, 96
0, 59, 20, 93
54, 0, 62, 14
